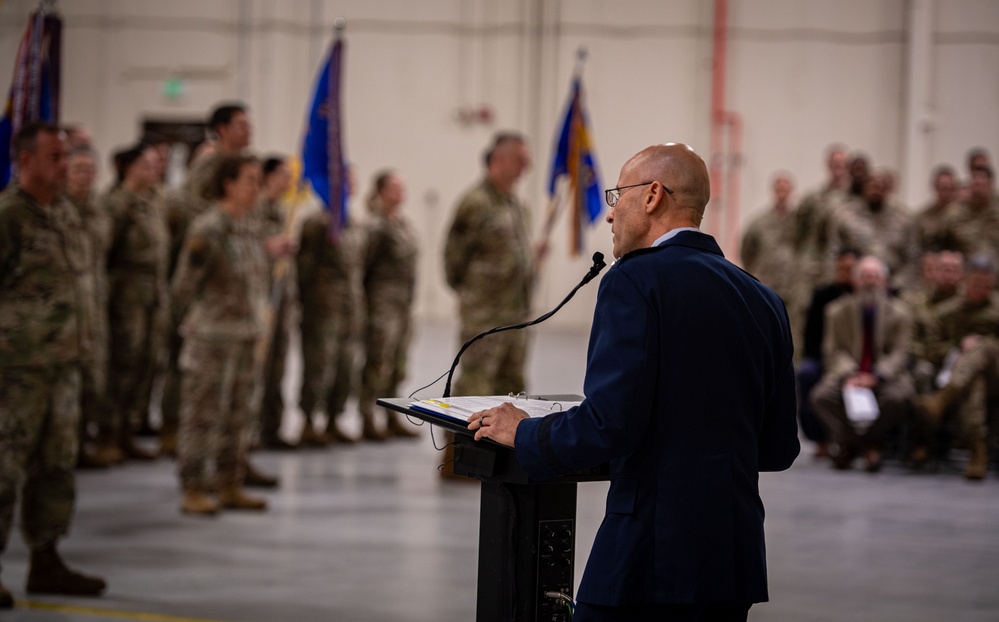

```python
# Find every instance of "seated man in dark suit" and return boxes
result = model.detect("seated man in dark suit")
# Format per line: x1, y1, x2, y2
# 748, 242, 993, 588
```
468, 143, 800, 622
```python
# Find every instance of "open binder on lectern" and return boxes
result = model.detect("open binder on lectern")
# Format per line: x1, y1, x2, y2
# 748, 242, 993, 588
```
410, 395, 582, 425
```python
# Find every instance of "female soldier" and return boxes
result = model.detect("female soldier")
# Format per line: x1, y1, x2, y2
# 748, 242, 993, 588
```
171, 155, 269, 514
357, 170, 419, 440
97, 143, 167, 463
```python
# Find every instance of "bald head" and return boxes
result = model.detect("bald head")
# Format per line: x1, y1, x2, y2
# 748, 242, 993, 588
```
627, 143, 710, 214
606, 143, 710, 258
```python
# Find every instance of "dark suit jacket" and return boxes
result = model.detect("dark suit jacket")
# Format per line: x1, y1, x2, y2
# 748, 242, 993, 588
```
515, 230, 799, 606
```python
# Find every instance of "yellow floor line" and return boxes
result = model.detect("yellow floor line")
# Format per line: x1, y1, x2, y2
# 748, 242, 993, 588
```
15, 599, 229, 622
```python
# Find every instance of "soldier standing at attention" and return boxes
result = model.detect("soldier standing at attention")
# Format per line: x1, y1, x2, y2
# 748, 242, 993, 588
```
256, 156, 297, 450
171, 155, 270, 515
295, 175, 361, 445
0, 122, 106, 607
444, 132, 536, 396
95, 144, 168, 463
65, 146, 115, 469
741, 173, 798, 344
357, 170, 419, 440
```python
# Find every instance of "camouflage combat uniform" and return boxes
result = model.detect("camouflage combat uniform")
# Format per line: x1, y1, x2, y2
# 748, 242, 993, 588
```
160, 154, 223, 442
444, 178, 534, 396
102, 186, 169, 441
358, 207, 417, 421
927, 293, 999, 446
945, 195, 999, 261
254, 195, 292, 444
0, 187, 96, 552
296, 209, 359, 426
793, 184, 849, 291
741, 207, 798, 346
171, 206, 268, 492
68, 192, 113, 438
827, 197, 919, 290
913, 199, 960, 255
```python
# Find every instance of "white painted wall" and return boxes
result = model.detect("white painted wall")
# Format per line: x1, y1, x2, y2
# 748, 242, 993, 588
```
1, 0, 997, 327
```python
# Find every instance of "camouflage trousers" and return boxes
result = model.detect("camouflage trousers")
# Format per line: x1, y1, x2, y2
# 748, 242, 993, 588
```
0, 366, 80, 552
108, 301, 163, 436
160, 323, 184, 437
452, 324, 528, 397
358, 302, 412, 417
942, 339, 999, 443
177, 338, 255, 491
259, 294, 291, 441
81, 294, 111, 439
300, 302, 355, 420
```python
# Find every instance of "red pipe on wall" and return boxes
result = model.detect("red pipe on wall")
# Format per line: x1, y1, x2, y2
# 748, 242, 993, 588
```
707, 0, 728, 237
708, 0, 744, 260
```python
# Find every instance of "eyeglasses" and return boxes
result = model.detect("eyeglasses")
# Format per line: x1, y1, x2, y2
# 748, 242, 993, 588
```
604, 181, 673, 207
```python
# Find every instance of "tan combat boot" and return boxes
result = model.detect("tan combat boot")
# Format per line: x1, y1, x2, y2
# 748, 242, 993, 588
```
180, 489, 220, 515
159, 426, 178, 457
919, 385, 960, 423
25, 543, 106, 596
92, 429, 125, 465
299, 420, 329, 447
324, 417, 357, 444
242, 458, 279, 488
964, 439, 989, 481
218, 487, 267, 511
361, 411, 389, 442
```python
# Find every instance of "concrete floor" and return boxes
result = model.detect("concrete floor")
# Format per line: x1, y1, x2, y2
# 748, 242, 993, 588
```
2, 320, 999, 621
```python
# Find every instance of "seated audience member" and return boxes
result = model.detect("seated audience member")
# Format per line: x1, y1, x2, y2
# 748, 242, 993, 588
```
811, 256, 915, 471
909, 251, 965, 463
920, 255, 999, 480
797, 248, 859, 458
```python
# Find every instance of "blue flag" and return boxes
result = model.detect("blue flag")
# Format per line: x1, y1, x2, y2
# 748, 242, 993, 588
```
1, 10, 62, 189
547, 77, 601, 254
301, 37, 347, 238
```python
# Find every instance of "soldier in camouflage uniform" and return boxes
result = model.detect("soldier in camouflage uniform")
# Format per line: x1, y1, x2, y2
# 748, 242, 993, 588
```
945, 165, 999, 261
827, 172, 919, 291
65, 147, 114, 468
296, 204, 360, 445
792, 146, 851, 331
913, 166, 961, 255
444, 133, 535, 397
358, 171, 419, 440
256, 157, 296, 449
171, 155, 270, 514
741, 173, 798, 345
95, 144, 168, 463
0, 123, 106, 607
160, 103, 251, 458
918, 255, 999, 479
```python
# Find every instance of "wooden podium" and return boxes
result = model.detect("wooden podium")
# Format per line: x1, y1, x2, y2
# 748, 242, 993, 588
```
378, 397, 608, 622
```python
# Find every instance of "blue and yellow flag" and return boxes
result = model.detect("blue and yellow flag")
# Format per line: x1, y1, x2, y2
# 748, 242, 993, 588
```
547, 77, 601, 255
301, 36, 347, 239
0, 9, 62, 189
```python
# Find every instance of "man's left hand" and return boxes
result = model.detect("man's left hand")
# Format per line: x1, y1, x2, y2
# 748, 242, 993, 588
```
466, 402, 529, 447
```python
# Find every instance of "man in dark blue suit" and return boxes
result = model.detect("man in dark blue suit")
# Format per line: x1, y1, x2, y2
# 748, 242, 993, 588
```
468, 143, 799, 621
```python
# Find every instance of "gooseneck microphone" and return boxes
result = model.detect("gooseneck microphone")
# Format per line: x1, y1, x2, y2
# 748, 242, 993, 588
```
442, 251, 607, 398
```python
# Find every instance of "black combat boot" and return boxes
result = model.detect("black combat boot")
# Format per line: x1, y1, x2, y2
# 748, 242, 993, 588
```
25, 543, 106, 596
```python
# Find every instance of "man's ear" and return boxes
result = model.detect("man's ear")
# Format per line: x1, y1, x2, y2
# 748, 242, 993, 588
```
644, 182, 665, 214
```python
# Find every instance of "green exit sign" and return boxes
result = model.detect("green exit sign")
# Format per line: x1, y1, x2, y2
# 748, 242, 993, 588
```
163, 76, 184, 100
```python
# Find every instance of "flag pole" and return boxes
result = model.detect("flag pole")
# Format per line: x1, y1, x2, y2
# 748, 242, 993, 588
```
537, 46, 589, 267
